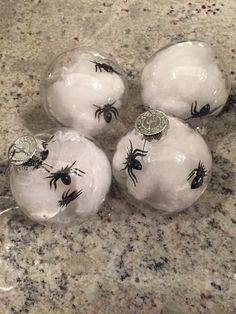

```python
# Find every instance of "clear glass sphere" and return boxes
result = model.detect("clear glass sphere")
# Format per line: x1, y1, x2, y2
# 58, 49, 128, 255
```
41, 47, 128, 137
141, 40, 231, 125
112, 115, 212, 213
8, 128, 111, 226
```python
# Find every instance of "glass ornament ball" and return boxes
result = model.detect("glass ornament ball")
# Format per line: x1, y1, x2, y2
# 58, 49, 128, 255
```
8, 128, 112, 226
141, 40, 231, 125
41, 47, 128, 137
112, 110, 212, 213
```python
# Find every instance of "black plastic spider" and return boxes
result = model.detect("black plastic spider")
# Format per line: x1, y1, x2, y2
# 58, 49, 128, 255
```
185, 101, 223, 120
58, 189, 82, 207
94, 102, 119, 123
90, 61, 120, 75
122, 140, 148, 186
23, 136, 55, 172
46, 161, 85, 190
188, 161, 207, 189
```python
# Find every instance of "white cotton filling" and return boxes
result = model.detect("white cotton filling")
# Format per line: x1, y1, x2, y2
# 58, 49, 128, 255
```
141, 41, 229, 120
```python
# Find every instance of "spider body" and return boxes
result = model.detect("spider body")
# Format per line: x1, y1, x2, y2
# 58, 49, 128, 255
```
122, 140, 148, 186
94, 102, 119, 123
58, 189, 82, 207
188, 161, 207, 189
90, 61, 120, 75
46, 161, 85, 190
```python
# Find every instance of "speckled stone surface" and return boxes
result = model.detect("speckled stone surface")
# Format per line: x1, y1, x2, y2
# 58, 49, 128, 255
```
0, 0, 236, 313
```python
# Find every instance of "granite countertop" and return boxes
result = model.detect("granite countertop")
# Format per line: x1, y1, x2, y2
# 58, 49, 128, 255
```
0, 0, 236, 313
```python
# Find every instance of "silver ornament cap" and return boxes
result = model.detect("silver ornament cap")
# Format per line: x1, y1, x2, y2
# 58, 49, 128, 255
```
135, 109, 169, 141
8, 135, 37, 166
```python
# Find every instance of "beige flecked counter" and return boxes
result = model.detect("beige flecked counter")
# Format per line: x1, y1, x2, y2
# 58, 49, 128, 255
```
0, 0, 235, 313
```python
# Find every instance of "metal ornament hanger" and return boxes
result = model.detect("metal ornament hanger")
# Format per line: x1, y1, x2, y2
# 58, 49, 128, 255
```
8, 135, 38, 166
135, 109, 169, 142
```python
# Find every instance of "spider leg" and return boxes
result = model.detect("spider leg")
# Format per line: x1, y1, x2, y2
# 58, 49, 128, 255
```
73, 167, 85, 174
49, 178, 54, 189
58, 190, 68, 207
190, 102, 194, 116
133, 152, 147, 159
41, 165, 51, 173
97, 110, 103, 120
48, 135, 55, 144
110, 110, 118, 120
128, 168, 137, 186
193, 101, 198, 114
69, 161, 77, 169
71, 168, 85, 176
42, 136, 55, 149
61, 192, 65, 201
110, 107, 119, 119
43, 163, 53, 169
110, 105, 117, 112
187, 169, 197, 181
129, 140, 133, 153
65, 190, 82, 205
128, 167, 135, 185
45, 173, 54, 179
94, 108, 101, 119
132, 148, 148, 155
46, 175, 57, 189
113, 107, 119, 116
142, 139, 147, 152
53, 178, 58, 190
113, 69, 121, 75
65, 189, 70, 198
95, 64, 98, 72
74, 189, 83, 198
95, 109, 99, 119
69, 190, 76, 198
61, 163, 71, 172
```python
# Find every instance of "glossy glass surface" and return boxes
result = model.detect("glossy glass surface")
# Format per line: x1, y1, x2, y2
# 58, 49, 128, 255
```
142, 40, 230, 125
41, 47, 128, 137
113, 116, 212, 212
9, 128, 111, 226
